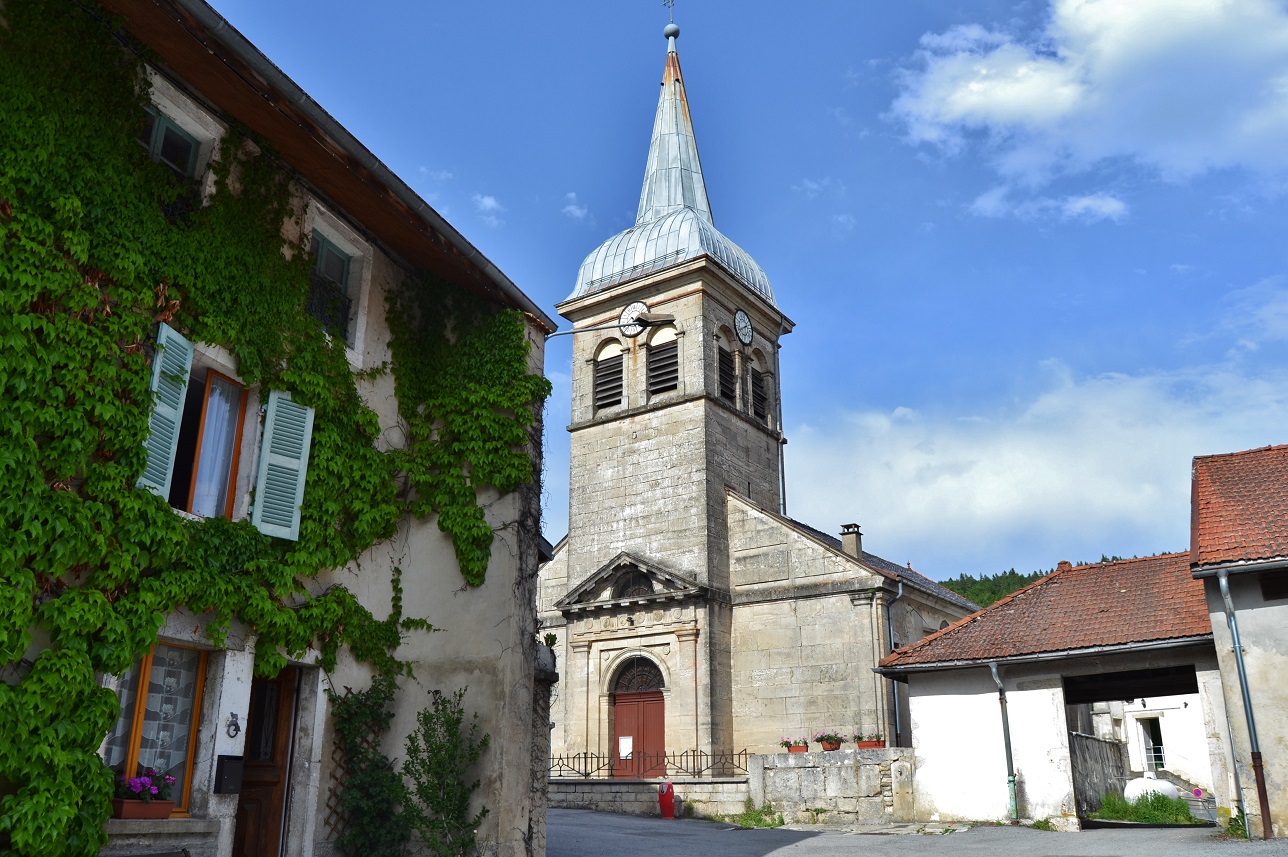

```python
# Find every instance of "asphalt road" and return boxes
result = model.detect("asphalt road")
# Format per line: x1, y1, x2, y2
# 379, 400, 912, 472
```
548, 808, 1288, 857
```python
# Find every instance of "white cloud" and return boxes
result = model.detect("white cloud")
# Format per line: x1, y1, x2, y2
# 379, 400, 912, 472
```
562, 192, 590, 221
418, 167, 454, 181
1222, 277, 1288, 346
471, 193, 505, 227
892, 0, 1288, 184
969, 185, 1128, 222
786, 361, 1288, 578
1170, 263, 1196, 275
831, 213, 858, 231
793, 177, 848, 198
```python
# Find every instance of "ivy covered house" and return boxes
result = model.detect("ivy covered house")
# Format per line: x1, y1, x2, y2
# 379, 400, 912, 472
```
1, 2, 555, 857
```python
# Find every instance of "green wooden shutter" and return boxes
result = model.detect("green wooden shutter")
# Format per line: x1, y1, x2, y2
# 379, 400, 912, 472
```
251, 390, 314, 541
137, 323, 193, 496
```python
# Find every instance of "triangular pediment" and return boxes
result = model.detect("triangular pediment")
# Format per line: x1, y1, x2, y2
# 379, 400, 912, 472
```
555, 552, 705, 614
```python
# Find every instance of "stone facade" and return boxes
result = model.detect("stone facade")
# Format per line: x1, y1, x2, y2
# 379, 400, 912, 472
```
539, 25, 975, 772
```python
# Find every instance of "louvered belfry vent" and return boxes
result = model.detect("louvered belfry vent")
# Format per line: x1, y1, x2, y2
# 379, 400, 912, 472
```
718, 347, 737, 405
647, 340, 679, 395
594, 353, 624, 410
751, 368, 767, 423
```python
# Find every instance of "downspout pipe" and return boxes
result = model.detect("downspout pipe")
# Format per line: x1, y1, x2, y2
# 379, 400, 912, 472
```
989, 662, 1019, 824
1218, 570, 1274, 839
885, 582, 904, 746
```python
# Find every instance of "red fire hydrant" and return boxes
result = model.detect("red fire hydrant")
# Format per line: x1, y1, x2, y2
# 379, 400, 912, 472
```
658, 778, 675, 819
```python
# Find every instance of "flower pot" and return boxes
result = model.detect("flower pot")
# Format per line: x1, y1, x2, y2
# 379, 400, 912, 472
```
856, 740, 884, 749
111, 798, 175, 819
820, 740, 842, 751
787, 744, 808, 753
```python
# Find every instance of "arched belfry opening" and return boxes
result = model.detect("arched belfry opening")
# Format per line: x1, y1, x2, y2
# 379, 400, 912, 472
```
611, 657, 665, 778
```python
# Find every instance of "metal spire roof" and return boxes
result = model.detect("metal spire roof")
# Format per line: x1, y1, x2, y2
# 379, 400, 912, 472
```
637, 22, 712, 225
567, 24, 775, 306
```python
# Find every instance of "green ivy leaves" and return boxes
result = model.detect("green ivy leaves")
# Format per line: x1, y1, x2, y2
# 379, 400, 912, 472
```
1, 0, 547, 853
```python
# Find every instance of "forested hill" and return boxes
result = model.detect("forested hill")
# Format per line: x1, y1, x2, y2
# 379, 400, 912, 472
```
941, 556, 1138, 608
939, 569, 1045, 609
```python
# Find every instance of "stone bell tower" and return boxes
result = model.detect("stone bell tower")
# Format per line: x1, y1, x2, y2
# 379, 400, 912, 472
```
555, 22, 793, 595
540, 21, 794, 765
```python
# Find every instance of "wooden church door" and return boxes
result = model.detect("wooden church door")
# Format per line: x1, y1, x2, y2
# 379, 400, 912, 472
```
611, 658, 665, 778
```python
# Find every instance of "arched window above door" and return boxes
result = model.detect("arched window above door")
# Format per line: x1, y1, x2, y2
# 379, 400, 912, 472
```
613, 657, 664, 693
612, 570, 653, 599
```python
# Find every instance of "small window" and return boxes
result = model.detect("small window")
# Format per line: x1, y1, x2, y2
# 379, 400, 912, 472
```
169, 368, 248, 518
594, 342, 625, 411
750, 368, 767, 423
307, 230, 354, 341
646, 327, 679, 396
101, 644, 207, 814
718, 346, 737, 405
138, 108, 199, 178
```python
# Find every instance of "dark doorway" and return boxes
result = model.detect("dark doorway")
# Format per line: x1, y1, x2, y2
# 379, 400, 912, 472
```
610, 658, 665, 778
234, 667, 298, 857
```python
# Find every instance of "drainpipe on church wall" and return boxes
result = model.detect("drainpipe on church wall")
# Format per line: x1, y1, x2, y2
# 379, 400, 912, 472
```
886, 581, 904, 747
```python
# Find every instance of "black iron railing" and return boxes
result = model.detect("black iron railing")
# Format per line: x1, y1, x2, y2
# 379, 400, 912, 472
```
548, 749, 748, 779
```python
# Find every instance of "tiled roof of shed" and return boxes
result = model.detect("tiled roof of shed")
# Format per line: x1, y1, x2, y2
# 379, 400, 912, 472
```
1191, 444, 1288, 568
879, 553, 1211, 670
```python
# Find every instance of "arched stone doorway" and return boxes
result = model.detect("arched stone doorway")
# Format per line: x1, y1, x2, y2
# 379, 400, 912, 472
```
611, 657, 665, 778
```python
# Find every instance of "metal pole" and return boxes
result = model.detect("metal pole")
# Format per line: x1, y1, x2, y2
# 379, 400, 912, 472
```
1218, 570, 1274, 839
990, 662, 1019, 823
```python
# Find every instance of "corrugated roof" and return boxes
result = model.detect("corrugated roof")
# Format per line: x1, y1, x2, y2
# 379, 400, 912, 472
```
566, 25, 773, 306
880, 553, 1211, 670
1191, 443, 1288, 568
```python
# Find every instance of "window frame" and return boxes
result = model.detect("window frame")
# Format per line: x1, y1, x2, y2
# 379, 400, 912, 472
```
304, 203, 373, 364
139, 107, 200, 178
646, 327, 679, 397
107, 644, 208, 816
306, 228, 355, 342
182, 367, 249, 519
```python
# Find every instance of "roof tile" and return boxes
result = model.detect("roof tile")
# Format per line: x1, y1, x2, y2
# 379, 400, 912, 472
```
880, 553, 1210, 669
1191, 444, 1288, 567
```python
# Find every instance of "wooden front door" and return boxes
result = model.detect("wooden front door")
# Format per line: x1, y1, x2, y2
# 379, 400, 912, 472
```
612, 690, 665, 778
233, 667, 298, 857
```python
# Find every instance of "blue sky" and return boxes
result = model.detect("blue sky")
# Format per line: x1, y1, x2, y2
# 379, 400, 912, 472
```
211, 0, 1288, 580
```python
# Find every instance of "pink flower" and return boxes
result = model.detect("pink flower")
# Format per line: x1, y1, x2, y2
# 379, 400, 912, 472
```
150, 786, 159, 795
165, 775, 176, 784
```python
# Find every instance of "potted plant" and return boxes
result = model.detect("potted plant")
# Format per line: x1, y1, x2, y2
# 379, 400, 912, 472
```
812, 730, 846, 751
112, 767, 177, 819
779, 735, 809, 753
853, 731, 885, 749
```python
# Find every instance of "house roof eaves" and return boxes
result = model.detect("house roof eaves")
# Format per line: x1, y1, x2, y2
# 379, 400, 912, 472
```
1191, 556, 1288, 578
875, 634, 1215, 678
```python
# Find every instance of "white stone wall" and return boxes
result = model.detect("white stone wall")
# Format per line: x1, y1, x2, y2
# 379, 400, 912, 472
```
1121, 692, 1214, 790
905, 648, 1232, 831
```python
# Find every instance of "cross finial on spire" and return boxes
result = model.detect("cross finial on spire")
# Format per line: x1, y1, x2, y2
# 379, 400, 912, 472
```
662, 0, 675, 23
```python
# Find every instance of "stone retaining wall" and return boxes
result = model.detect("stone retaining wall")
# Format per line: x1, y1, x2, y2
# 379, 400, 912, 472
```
548, 748, 914, 824
548, 778, 749, 818
751, 748, 914, 825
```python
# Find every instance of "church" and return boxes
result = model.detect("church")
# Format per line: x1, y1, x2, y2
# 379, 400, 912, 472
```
538, 22, 974, 772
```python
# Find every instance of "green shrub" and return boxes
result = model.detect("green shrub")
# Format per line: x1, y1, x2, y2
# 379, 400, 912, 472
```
717, 799, 784, 828
402, 688, 490, 857
1092, 791, 1200, 824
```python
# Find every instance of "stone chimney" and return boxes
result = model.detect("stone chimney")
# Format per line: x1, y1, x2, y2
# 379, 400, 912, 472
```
1057, 560, 1072, 572
840, 523, 862, 558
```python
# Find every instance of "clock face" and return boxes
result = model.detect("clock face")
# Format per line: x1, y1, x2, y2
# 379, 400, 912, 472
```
734, 309, 753, 345
618, 301, 650, 338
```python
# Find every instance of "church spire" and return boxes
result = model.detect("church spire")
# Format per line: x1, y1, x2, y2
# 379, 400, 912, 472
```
636, 23, 713, 226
